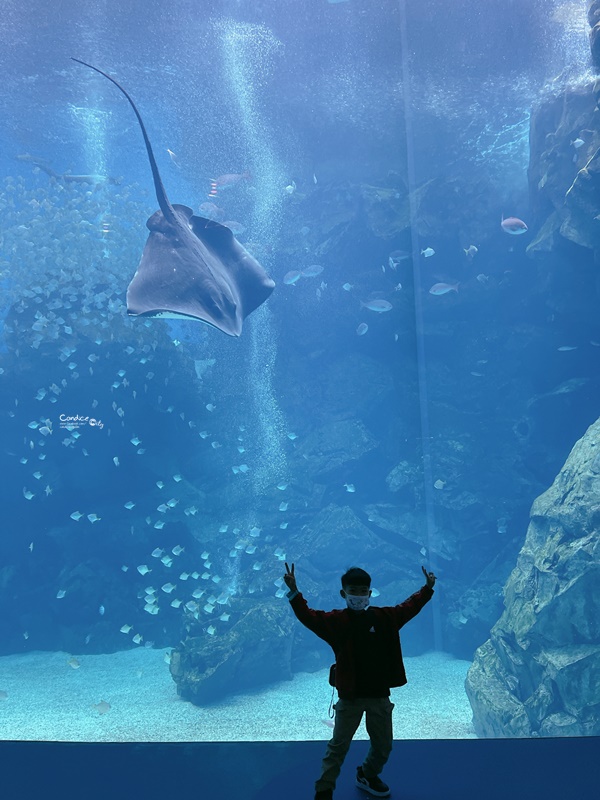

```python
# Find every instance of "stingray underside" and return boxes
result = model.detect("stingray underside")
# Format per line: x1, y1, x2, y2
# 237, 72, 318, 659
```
126, 207, 275, 337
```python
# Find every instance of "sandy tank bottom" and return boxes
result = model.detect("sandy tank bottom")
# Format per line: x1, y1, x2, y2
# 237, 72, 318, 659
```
0, 648, 476, 742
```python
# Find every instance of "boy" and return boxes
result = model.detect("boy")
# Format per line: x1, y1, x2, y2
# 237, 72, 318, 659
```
284, 563, 436, 800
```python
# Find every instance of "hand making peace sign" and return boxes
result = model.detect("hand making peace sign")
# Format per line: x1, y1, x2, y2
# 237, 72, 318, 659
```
284, 562, 297, 592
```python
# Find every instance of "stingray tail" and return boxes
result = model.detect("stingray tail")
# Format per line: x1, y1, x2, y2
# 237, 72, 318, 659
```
70, 58, 175, 223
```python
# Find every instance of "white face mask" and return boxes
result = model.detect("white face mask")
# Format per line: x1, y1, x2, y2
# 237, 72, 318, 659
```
345, 594, 370, 611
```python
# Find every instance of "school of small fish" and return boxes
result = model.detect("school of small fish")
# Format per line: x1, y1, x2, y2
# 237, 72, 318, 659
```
0, 150, 575, 664
280, 206, 532, 341
0, 173, 313, 646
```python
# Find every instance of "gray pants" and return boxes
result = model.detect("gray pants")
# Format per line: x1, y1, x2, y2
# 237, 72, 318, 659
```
315, 696, 395, 792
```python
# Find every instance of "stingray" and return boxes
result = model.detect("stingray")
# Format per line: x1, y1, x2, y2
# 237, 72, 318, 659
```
71, 58, 275, 337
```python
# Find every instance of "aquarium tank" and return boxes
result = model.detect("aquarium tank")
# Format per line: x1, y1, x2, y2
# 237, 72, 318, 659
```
0, 0, 599, 795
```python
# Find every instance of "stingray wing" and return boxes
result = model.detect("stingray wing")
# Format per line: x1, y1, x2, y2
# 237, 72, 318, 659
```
188, 215, 275, 319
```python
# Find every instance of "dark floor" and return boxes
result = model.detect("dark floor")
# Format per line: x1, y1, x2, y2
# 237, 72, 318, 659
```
1, 737, 598, 799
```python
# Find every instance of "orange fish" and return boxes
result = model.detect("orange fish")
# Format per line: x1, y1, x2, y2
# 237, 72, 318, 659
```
208, 171, 251, 197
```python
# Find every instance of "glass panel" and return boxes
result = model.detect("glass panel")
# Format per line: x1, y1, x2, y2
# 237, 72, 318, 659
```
0, 0, 597, 747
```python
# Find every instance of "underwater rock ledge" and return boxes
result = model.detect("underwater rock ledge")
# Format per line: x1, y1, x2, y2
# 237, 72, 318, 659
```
465, 416, 600, 737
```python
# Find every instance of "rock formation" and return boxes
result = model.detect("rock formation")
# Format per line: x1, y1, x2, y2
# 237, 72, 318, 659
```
465, 417, 600, 736
170, 599, 295, 704
590, 1, 600, 71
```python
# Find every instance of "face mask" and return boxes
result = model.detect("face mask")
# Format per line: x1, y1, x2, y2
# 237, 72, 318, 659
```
345, 594, 370, 611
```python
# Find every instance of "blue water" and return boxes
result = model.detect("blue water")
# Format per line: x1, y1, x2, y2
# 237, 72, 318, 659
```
0, 0, 597, 746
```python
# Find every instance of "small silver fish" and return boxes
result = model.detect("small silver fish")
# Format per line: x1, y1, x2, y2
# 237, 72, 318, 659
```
361, 299, 392, 313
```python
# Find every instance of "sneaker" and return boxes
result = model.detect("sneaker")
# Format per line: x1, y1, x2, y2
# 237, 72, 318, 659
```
356, 766, 391, 797
314, 790, 333, 800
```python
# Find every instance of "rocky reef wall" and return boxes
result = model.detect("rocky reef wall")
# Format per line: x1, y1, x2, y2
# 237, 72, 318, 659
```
465, 417, 600, 736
